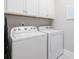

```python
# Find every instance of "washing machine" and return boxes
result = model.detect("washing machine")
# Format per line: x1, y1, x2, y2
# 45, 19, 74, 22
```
10, 26, 47, 59
38, 26, 64, 59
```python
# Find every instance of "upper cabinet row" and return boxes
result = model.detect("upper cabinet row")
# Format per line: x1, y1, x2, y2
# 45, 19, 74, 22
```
4, 0, 55, 19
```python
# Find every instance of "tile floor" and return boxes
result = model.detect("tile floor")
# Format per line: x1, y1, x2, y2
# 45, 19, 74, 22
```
58, 50, 74, 59
58, 54, 73, 59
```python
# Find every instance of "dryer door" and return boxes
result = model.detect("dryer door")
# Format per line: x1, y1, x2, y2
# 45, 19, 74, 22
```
48, 32, 63, 59
48, 33, 57, 59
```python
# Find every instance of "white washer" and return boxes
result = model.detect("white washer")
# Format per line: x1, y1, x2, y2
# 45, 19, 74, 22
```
10, 26, 47, 59
38, 26, 64, 59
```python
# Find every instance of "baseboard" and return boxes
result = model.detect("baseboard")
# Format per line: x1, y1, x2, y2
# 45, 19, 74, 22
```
64, 49, 74, 59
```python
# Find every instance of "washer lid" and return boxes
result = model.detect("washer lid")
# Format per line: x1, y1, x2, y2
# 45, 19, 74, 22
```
10, 26, 46, 41
11, 31, 45, 41
39, 26, 63, 33
40, 29, 62, 33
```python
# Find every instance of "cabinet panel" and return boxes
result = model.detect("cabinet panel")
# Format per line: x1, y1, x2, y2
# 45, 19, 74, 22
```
39, 0, 55, 19
47, 0, 55, 18
33, 0, 39, 16
7, 0, 23, 13
39, 0, 49, 17
24, 0, 39, 16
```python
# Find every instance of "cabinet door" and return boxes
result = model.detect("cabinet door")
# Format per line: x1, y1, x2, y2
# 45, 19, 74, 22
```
7, 0, 23, 13
24, 0, 39, 16
49, 32, 63, 59
39, 0, 49, 18
33, 0, 39, 16
39, 0, 55, 19
47, 0, 55, 19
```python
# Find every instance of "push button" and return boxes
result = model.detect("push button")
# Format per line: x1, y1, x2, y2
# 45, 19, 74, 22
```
24, 28, 27, 30
18, 28, 21, 30
14, 29, 16, 31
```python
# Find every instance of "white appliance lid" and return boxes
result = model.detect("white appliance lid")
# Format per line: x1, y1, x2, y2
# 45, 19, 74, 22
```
10, 26, 46, 41
12, 32, 45, 41
39, 26, 62, 33
40, 29, 62, 33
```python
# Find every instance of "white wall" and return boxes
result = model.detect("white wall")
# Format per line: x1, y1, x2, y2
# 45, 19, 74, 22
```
52, 0, 74, 52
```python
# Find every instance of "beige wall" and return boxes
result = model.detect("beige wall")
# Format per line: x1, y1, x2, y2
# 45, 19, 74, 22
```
52, 0, 74, 52
5, 15, 52, 33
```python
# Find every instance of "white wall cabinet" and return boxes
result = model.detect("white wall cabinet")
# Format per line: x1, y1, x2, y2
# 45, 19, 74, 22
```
6, 0, 24, 13
47, 0, 55, 19
39, 0, 55, 19
5, 0, 55, 19
23, 0, 39, 16
39, 0, 49, 17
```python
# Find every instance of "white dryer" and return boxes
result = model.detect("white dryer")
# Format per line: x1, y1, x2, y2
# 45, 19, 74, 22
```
10, 26, 47, 59
38, 26, 64, 59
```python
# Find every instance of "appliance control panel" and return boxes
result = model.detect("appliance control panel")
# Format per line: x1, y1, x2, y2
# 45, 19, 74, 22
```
11, 26, 38, 34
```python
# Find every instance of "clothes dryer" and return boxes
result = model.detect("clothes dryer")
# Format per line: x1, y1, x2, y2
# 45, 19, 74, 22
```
38, 26, 64, 59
